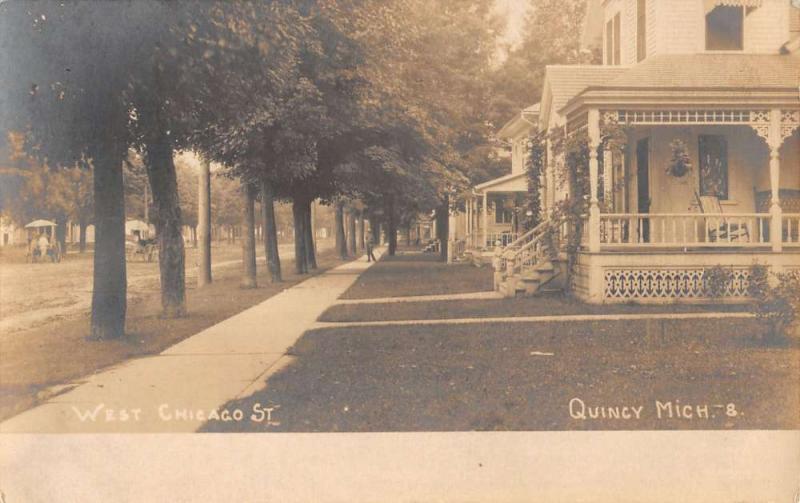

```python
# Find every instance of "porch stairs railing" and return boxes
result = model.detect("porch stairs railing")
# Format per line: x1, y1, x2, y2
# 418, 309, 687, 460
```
493, 218, 567, 298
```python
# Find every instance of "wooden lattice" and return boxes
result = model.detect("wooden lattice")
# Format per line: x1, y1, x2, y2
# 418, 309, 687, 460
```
603, 267, 751, 299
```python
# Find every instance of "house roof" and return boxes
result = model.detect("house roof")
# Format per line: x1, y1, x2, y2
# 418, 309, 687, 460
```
539, 65, 628, 128
544, 66, 629, 111
496, 103, 540, 139
557, 54, 800, 116
591, 54, 800, 90
474, 172, 527, 193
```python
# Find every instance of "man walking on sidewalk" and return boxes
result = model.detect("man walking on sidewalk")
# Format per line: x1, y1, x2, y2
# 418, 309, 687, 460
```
366, 235, 378, 262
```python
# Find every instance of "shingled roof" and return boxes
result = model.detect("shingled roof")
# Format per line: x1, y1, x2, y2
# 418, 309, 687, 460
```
590, 54, 800, 90
544, 65, 629, 113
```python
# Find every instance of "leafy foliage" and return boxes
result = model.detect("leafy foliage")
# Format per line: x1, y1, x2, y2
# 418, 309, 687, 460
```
748, 264, 800, 342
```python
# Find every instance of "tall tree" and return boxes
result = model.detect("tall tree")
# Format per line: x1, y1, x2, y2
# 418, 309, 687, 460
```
197, 159, 212, 286
0, 1, 170, 338
241, 182, 257, 289
260, 181, 282, 282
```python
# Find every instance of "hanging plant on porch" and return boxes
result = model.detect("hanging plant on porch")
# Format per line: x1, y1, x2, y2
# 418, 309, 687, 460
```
666, 139, 692, 178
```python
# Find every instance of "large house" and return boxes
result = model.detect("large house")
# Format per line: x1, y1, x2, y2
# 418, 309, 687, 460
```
463, 0, 800, 304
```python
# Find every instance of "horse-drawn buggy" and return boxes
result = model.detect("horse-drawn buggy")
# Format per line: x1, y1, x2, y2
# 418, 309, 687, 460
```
126, 234, 158, 262
25, 219, 62, 263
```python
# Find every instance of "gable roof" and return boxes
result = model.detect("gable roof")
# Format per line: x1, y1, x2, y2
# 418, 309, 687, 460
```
539, 65, 628, 127
496, 103, 540, 139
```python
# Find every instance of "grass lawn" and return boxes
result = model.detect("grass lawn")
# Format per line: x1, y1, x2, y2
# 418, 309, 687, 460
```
320, 294, 751, 322
202, 318, 799, 432
0, 249, 341, 422
340, 252, 493, 299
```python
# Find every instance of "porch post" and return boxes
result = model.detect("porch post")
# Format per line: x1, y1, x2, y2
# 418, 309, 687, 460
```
470, 197, 475, 247
467, 198, 472, 245
482, 191, 488, 249
587, 109, 601, 253
603, 148, 613, 208
768, 109, 782, 253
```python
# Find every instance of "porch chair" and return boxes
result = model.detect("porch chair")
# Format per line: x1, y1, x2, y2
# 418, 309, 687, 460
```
694, 192, 749, 243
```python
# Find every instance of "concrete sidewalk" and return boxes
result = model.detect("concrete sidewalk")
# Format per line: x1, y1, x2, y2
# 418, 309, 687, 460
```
0, 250, 383, 433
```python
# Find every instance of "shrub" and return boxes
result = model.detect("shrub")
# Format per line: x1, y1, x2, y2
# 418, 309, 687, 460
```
748, 264, 800, 343
704, 265, 733, 298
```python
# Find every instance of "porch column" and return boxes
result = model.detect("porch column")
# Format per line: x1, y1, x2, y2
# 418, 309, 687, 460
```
603, 148, 613, 208
587, 109, 601, 253
467, 198, 472, 243
470, 197, 475, 247
768, 108, 782, 253
482, 191, 488, 249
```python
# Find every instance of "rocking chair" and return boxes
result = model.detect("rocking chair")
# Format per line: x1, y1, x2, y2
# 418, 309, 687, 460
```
694, 192, 749, 243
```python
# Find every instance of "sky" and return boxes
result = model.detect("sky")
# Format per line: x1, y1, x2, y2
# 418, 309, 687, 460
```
492, 0, 530, 64
494, 0, 529, 49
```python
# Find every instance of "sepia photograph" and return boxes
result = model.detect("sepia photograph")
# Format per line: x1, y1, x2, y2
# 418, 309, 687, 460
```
0, 0, 799, 500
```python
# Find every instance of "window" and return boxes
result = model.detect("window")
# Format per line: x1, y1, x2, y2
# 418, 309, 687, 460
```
699, 135, 729, 199
705, 6, 743, 50
636, 0, 647, 62
494, 200, 513, 224
605, 13, 621, 65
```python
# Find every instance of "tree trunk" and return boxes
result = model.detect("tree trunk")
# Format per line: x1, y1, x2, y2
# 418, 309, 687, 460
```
303, 199, 317, 270
335, 202, 347, 259
386, 196, 397, 256
55, 216, 68, 256
357, 211, 365, 252
241, 183, 257, 289
292, 200, 307, 274
144, 134, 187, 318
260, 179, 282, 282
437, 196, 449, 262
197, 160, 212, 286
405, 226, 411, 247
347, 208, 357, 256
90, 143, 127, 339
78, 219, 87, 253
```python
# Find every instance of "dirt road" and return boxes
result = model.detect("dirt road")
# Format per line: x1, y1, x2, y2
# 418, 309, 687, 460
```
0, 240, 333, 333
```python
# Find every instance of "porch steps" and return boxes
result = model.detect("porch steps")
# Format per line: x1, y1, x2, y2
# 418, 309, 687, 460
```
497, 259, 565, 298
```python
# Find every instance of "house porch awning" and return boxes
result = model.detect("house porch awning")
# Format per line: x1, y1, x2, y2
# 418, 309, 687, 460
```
705, 0, 762, 13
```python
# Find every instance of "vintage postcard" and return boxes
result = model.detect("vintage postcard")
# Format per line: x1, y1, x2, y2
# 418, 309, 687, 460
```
0, 0, 799, 501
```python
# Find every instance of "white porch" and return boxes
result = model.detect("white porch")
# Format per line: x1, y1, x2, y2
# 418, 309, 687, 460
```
493, 106, 800, 303
463, 172, 527, 252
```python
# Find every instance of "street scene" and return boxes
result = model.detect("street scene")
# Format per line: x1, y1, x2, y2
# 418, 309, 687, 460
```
0, 0, 799, 500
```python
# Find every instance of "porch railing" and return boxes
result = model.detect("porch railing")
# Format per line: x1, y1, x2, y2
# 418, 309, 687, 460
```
502, 220, 549, 252
496, 218, 564, 278
783, 213, 800, 246
485, 232, 518, 249
597, 213, 771, 248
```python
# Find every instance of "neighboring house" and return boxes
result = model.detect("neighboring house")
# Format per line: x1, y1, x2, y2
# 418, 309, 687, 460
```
464, 104, 540, 251
472, 0, 800, 304
0, 217, 25, 247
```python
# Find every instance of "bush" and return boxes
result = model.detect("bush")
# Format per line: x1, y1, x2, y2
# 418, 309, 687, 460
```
748, 264, 800, 342
703, 265, 733, 298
